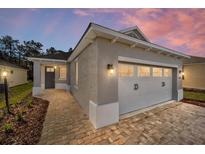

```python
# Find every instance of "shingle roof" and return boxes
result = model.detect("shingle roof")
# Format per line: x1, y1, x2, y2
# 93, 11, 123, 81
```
0, 59, 28, 70
30, 51, 72, 60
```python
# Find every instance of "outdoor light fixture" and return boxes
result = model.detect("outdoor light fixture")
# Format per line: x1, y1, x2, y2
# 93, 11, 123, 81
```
107, 64, 114, 76
2, 71, 7, 77
179, 70, 183, 79
182, 72, 185, 80
1, 71, 10, 113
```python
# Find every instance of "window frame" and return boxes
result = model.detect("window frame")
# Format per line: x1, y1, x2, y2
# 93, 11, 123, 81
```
75, 60, 79, 86
138, 66, 151, 77
59, 66, 67, 80
46, 67, 55, 72
163, 68, 172, 77
118, 63, 134, 77
152, 67, 163, 77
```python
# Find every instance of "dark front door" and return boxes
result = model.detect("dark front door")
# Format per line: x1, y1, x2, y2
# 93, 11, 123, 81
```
45, 66, 55, 89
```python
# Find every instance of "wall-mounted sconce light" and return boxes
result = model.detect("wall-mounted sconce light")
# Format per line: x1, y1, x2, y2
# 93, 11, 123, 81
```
182, 72, 185, 80
179, 70, 184, 80
54, 66, 57, 69
107, 64, 114, 74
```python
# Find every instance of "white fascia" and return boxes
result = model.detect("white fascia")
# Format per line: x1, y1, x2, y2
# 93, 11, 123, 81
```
27, 57, 67, 63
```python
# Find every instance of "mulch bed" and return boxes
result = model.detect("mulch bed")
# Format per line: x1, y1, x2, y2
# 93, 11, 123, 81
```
0, 95, 49, 145
182, 99, 205, 108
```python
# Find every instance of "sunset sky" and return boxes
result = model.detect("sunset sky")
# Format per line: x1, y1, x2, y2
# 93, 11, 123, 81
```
0, 8, 204, 57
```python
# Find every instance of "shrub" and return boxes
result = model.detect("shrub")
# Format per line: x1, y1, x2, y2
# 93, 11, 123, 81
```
27, 99, 33, 108
0, 110, 4, 121
15, 111, 24, 122
4, 123, 13, 133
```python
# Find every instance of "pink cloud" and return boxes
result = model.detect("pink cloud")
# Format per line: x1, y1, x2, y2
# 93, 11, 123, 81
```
73, 9, 92, 16
74, 9, 205, 57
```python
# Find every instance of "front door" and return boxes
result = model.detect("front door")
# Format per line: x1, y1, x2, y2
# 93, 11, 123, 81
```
45, 66, 55, 89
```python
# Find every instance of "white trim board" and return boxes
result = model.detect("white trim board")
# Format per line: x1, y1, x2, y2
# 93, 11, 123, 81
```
120, 100, 176, 120
118, 56, 179, 68
27, 57, 67, 63
89, 101, 119, 129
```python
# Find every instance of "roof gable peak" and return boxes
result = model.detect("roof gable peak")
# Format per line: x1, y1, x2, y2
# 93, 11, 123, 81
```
120, 25, 150, 42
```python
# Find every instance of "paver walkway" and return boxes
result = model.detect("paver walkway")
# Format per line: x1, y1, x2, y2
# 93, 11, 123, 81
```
39, 90, 205, 145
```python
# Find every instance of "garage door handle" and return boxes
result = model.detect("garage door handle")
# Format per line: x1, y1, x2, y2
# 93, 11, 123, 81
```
162, 82, 165, 87
134, 83, 139, 90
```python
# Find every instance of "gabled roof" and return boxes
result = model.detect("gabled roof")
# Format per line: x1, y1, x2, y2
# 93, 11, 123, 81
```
120, 25, 150, 42
0, 59, 28, 70
183, 56, 205, 64
68, 23, 190, 62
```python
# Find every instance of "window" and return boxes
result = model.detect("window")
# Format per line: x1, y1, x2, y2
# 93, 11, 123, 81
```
119, 64, 134, 77
153, 67, 162, 77
138, 66, 150, 77
75, 61, 78, 86
46, 67, 55, 72
164, 68, 172, 77
59, 66, 66, 80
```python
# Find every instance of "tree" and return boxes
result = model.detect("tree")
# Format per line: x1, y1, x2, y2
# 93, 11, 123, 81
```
0, 35, 19, 61
45, 47, 66, 55
22, 40, 43, 57
46, 47, 58, 55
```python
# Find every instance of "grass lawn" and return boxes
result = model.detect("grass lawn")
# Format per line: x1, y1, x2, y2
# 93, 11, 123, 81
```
184, 91, 205, 102
0, 82, 33, 109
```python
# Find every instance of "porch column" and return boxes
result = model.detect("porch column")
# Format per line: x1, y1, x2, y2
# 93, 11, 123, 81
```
32, 60, 42, 96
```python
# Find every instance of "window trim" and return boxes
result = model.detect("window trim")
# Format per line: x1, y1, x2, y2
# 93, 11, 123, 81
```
59, 66, 67, 80
163, 68, 172, 77
152, 67, 163, 77
75, 60, 79, 87
118, 63, 134, 77
138, 66, 151, 77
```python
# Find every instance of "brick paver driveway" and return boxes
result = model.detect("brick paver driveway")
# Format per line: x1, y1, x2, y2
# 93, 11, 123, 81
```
39, 90, 205, 145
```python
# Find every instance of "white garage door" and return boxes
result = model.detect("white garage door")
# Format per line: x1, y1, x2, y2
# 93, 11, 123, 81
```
118, 63, 173, 115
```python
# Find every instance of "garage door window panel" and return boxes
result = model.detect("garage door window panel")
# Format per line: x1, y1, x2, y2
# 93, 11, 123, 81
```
164, 68, 172, 77
138, 66, 150, 77
119, 64, 134, 77
153, 67, 162, 77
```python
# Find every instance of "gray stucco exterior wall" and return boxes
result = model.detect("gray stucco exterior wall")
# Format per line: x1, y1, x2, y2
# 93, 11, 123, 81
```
33, 60, 41, 87
95, 37, 183, 105
70, 37, 183, 114
70, 41, 98, 114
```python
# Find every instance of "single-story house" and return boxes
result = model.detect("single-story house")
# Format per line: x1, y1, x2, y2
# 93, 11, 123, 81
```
0, 59, 28, 87
182, 56, 205, 90
29, 23, 190, 129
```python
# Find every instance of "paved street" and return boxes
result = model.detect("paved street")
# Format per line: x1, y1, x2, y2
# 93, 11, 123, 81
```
39, 90, 205, 145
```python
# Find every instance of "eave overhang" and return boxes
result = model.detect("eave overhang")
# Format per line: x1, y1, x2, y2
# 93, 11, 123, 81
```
68, 23, 190, 62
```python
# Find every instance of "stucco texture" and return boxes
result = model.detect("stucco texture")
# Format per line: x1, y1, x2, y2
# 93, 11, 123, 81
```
183, 64, 205, 90
70, 37, 184, 114
70, 41, 98, 114
0, 65, 27, 87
